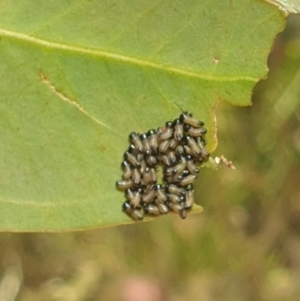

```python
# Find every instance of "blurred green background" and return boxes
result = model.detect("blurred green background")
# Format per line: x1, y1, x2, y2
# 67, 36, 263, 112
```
1, 14, 300, 301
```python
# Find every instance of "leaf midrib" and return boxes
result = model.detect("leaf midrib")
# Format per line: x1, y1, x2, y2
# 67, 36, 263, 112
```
0, 28, 258, 83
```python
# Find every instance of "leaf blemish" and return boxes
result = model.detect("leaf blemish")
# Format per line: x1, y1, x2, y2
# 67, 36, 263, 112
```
39, 72, 110, 129
213, 57, 220, 65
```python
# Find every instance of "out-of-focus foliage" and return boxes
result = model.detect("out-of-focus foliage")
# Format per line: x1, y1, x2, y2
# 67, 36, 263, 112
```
0, 12, 300, 301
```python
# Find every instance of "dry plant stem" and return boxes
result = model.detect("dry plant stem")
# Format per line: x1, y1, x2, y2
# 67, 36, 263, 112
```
209, 155, 236, 170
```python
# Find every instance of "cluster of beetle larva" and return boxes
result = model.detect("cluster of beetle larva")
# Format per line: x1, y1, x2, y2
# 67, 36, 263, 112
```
116, 112, 210, 221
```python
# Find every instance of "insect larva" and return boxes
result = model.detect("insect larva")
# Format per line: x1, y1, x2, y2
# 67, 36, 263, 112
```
142, 167, 152, 186
180, 112, 204, 128
199, 135, 207, 143
144, 204, 160, 216
154, 199, 169, 214
173, 119, 184, 141
160, 155, 171, 167
126, 188, 142, 208
147, 129, 158, 155
155, 184, 167, 203
184, 125, 207, 137
168, 201, 179, 211
125, 188, 134, 200
163, 176, 173, 183
140, 133, 151, 156
129, 132, 143, 153
185, 184, 194, 190
167, 193, 185, 204
197, 156, 204, 164
186, 136, 201, 156
183, 144, 192, 156
168, 168, 189, 179
128, 144, 139, 156
116, 179, 133, 190
122, 201, 143, 220
164, 166, 174, 176
164, 173, 184, 183
179, 169, 190, 177
149, 168, 157, 184
121, 160, 132, 180
167, 151, 177, 165
168, 202, 187, 219
146, 155, 157, 167
158, 122, 173, 141
172, 157, 187, 175
142, 186, 156, 203
171, 162, 186, 175
169, 138, 179, 150
159, 139, 171, 154
201, 149, 210, 160
132, 168, 141, 185
166, 184, 186, 196
180, 174, 197, 186
139, 160, 147, 175
141, 168, 153, 186
184, 187, 194, 210
156, 127, 163, 138
186, 155, 200, 174
180, 209, 187, 219
124, 151, 141, 168
136, 153, 144, 162
194, 139, 209, 161
175, 145, 184, 156
195, 136, 206, 146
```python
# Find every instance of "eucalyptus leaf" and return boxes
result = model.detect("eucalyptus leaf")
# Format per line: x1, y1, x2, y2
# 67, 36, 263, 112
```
0, 0, 296, 231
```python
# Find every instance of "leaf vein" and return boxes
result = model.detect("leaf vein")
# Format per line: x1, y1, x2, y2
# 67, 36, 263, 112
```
0, 28, 258, 83
40, 72, 110, 129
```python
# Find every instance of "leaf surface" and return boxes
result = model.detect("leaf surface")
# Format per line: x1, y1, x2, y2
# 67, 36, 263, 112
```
0, 0, 293, 231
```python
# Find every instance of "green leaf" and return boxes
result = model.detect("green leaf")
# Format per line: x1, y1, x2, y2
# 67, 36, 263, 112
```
0, 0, 294, 231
